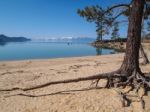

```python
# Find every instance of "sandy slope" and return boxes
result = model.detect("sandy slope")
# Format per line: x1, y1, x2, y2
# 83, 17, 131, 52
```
0, 44, 150, 112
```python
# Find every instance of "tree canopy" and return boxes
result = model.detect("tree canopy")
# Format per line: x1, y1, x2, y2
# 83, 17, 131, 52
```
78, 1, 150, 41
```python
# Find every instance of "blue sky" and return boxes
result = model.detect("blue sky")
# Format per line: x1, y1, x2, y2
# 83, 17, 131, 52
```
0, 0, 130, 39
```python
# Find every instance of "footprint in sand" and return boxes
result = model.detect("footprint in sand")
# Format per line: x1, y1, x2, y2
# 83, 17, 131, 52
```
69, 64, 90, 70
0, 71, 12, 76
16, 70, 24, 73
73, 69, 78, 72
21, 61, 32, 67
94, 61, 101, 66
1, 64, 6, 66
77, 59, 93, 62
0, 70, 30, 76
57, 71, 68, 74
49, 68, 55, 71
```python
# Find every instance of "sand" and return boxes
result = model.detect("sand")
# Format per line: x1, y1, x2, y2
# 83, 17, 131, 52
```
0, 44, 150, 112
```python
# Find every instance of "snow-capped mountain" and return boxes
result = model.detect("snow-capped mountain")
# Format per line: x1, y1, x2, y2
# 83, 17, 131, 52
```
32, 37, 95, 43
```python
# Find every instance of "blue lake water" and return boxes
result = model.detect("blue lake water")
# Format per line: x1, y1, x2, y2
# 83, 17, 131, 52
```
0, 41, 117, 61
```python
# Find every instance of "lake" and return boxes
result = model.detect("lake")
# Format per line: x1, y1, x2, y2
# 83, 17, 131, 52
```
0, 41, 117, 61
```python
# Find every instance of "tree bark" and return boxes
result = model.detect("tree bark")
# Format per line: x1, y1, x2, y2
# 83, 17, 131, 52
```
119, 0, 145, 75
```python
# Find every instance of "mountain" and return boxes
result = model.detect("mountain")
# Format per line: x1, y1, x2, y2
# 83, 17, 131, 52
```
0, 34, 31, 43
47, 37, 95, 43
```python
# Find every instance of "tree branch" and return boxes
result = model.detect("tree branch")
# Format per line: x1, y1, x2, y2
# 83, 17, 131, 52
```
103, 4, 130, 16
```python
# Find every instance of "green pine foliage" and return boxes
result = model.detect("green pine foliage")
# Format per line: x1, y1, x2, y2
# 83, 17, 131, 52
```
77, 6, 113, 41
111, 22, 120, 40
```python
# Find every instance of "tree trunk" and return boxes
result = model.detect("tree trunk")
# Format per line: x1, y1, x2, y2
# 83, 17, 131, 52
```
96, 20, 103, 41
119, 0, 145, 75
140, 44, 149, 64
100, 16, 103, 41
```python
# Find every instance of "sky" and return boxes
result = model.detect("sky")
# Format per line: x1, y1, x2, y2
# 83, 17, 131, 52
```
0, 0, 130, 39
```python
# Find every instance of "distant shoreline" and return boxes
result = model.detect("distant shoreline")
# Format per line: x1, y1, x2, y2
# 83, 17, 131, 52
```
0, 34, 31, 43
90, 37, 150, 52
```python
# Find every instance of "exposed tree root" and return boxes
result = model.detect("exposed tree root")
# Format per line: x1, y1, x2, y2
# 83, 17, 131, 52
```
90, 79, 100, 88
116, 91, 131, 107
0, 69, 150, 109
0, 70, 123, 91
4, 87, 102, 98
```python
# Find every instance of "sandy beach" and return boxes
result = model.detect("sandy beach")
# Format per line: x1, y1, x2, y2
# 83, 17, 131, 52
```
0, 43, 150, 112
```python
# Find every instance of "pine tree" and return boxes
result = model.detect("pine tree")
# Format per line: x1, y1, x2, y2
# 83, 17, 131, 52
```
111, 22, 120, 40
77, 6, 112, 41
